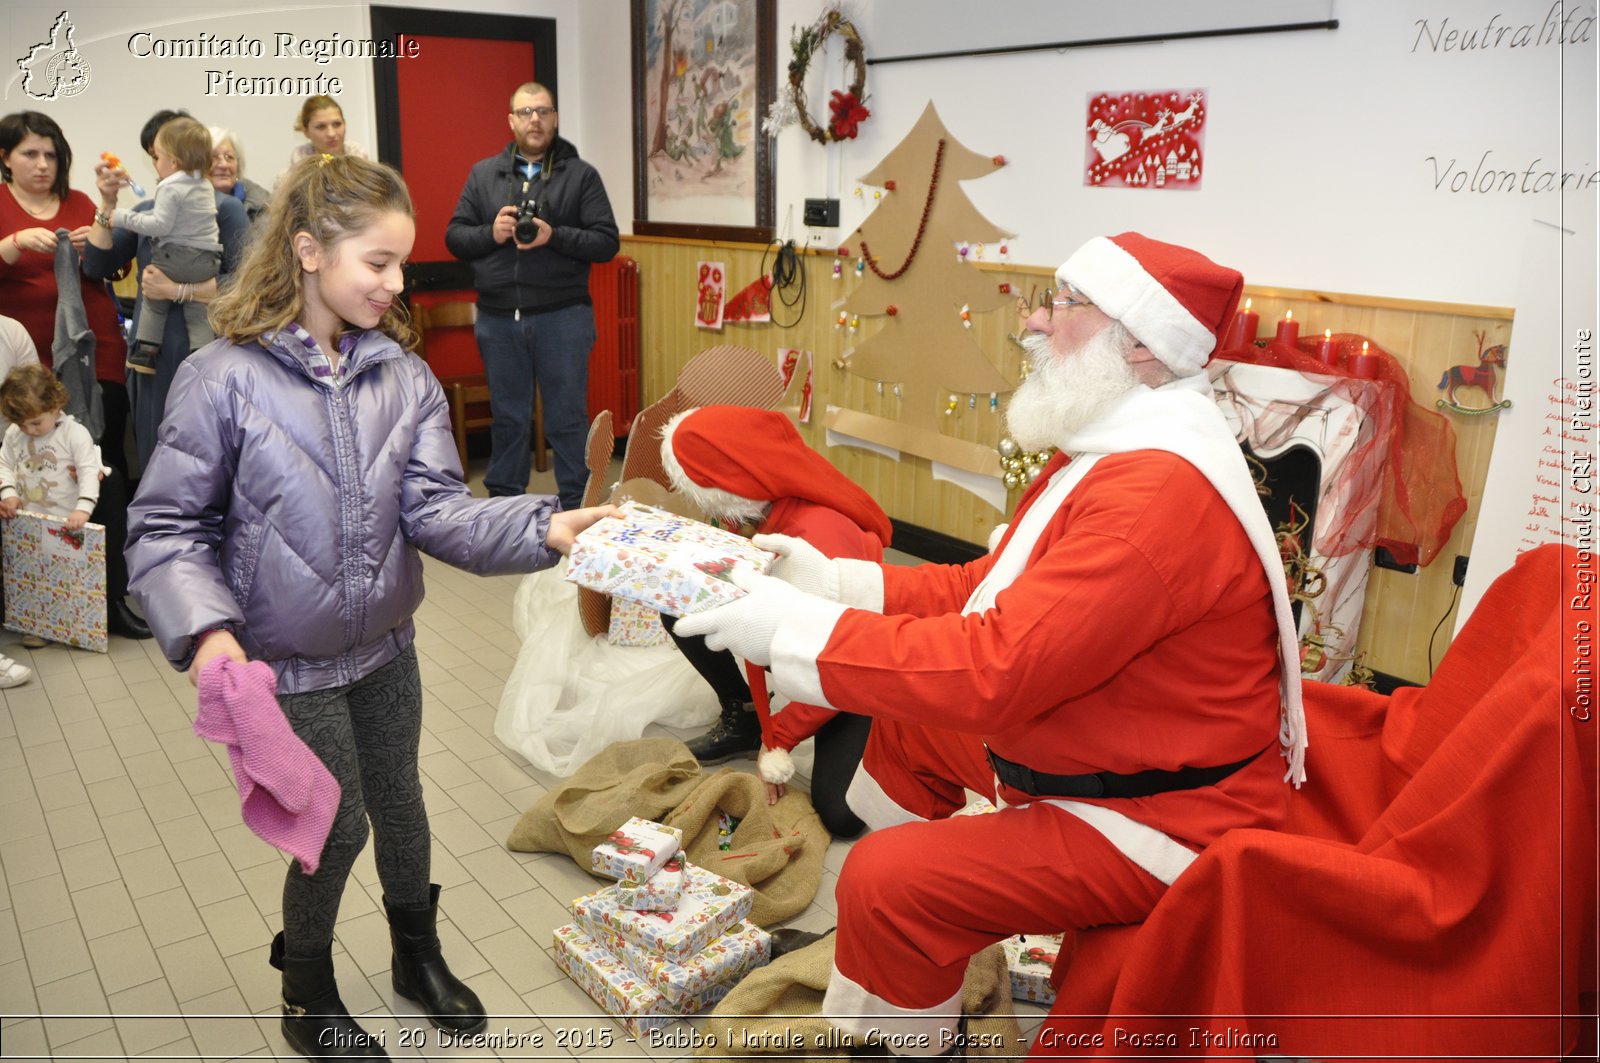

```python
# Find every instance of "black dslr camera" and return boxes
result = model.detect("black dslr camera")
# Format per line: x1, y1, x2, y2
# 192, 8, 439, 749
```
513, 195, 542, 244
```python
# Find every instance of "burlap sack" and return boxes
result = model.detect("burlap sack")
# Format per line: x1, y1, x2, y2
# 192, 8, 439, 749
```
504, 737, 702, 858
665, 767, 828, 926
697, 934, 1023, 1060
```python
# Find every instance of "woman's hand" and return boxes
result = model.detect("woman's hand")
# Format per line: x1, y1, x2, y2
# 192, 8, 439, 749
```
188, 629, 246, 686
67, 225, 92, 253
141, 264, 178, 301
7, 227, 58, 255
93, 161, 128, 207
546, 504, 621, 556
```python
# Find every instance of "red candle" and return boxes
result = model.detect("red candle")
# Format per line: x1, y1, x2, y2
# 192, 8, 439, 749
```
1274, 310, 1300, 347
1315, 328, 1340, 364
1350, 340, 1379, 378
1222, 298, 1259, 350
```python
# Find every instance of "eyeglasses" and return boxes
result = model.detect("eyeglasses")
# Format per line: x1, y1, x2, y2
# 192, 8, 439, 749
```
512, 106, 555, 121
1016, 287, 1092, 322
213, 153, 237, 164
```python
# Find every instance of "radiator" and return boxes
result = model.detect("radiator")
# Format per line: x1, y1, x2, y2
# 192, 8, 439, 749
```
588, 256, 641, 436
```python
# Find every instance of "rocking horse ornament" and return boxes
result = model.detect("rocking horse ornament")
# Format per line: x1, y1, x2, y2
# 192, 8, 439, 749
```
1436, 329, 1512, 415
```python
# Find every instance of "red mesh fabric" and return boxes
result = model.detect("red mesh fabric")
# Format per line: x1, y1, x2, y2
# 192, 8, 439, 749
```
1214, 334, 1466, 567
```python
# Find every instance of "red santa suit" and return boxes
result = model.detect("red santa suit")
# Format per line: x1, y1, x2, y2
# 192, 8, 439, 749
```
749, 235, 1309, 1044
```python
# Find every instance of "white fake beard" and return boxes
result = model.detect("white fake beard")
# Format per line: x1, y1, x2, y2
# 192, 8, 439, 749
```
1005, 324, 1140, 452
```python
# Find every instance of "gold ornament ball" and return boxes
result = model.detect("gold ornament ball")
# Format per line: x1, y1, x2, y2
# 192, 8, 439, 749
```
1003, 471, 1022, 490
1030, 451, 1052, 466
1025, 463, 1044, 482
998, 437, 1020, 459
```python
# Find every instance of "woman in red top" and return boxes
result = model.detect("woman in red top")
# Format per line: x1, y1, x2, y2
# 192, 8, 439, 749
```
0, 111, 149, 640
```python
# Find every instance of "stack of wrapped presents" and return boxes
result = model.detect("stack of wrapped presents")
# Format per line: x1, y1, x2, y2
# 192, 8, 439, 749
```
552, 817, 773, 1036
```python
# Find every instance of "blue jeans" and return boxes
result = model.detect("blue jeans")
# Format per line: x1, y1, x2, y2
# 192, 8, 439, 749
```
474, 304, 595, 508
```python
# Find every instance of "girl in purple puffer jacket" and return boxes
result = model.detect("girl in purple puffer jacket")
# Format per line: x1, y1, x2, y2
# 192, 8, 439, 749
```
127, 155, 612, 1061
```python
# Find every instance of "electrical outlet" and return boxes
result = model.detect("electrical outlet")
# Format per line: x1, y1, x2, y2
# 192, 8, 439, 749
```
1374, 546, 1418, 575
1453, 555, 1469, 587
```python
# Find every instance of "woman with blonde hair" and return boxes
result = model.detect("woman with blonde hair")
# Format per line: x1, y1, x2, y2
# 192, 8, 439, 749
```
288, 95, 368, 167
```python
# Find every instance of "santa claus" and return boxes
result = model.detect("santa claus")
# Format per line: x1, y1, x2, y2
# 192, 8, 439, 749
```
659, 404, 891, 838
676, 233, 1307, 1054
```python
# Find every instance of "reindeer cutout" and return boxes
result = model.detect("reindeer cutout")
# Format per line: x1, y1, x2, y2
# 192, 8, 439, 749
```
1436, 330, 1511, 416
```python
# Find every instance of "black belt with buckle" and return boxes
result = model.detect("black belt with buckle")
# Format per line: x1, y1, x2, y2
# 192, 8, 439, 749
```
985, 744, 1269, 799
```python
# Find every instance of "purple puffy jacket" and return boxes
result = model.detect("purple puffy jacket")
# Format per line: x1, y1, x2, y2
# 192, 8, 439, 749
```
128, 327, 559, 693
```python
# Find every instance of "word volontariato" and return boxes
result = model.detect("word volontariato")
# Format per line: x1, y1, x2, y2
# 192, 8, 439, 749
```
127, 32, 420, 96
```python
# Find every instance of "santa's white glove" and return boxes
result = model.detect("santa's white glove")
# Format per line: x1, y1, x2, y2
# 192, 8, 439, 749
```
674, 564, 808, 667
752, 533, 839, 600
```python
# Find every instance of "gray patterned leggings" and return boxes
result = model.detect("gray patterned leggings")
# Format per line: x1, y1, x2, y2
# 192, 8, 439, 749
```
276, 646, 431, 956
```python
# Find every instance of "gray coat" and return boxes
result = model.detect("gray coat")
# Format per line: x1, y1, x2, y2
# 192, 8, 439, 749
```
127, 327, 559, 692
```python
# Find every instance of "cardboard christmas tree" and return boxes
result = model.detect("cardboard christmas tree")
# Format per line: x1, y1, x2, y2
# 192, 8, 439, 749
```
839, 102, 1016, 431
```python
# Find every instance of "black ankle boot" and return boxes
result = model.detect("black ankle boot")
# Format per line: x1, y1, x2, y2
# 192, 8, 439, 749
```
686, 698, 762, 764
269, 932, 389, 1060
385, 884, 487, 1034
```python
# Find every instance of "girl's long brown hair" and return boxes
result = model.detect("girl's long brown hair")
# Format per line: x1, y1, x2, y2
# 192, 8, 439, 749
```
209, 154, 417, 350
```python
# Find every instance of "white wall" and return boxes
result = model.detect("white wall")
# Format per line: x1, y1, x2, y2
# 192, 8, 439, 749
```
3, 0, 592, 197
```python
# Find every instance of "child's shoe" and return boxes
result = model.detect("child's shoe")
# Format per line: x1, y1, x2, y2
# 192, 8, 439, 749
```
0, 654, 32, 688
126, 341, 161, 375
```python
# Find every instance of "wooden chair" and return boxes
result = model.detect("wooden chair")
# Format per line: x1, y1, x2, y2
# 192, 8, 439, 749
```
411, 299, 546, 473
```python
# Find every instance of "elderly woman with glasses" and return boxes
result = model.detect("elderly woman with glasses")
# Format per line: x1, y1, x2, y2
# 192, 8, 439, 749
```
206, 126, 270, 227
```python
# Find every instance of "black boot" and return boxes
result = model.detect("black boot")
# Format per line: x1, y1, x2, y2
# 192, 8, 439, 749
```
269, 932, 389, 1060
385, 884, 487, 1034
686, 698, 762, 764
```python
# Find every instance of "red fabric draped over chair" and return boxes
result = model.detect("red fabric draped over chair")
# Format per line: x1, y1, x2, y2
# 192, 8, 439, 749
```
1030, 544, 1596, 1061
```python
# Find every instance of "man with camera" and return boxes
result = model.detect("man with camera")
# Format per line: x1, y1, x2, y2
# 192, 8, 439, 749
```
446, 82, 619, 508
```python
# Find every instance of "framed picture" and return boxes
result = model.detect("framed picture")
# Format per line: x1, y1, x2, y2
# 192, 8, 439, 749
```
631, 0, 775, 244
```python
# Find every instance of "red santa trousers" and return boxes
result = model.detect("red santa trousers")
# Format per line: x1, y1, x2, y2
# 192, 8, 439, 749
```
826, 717, 1168, 1036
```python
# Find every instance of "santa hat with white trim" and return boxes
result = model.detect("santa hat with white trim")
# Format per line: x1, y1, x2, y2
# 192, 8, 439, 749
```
1056, 233, 1244, 377
660, 406, 893, 545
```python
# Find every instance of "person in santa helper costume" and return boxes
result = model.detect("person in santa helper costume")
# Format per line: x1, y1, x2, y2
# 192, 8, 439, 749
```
676, 232, 1308, 1056
659, 404, 891, 838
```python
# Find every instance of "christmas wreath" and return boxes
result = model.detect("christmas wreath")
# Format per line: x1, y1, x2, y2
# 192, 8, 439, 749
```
762, 7, 869, 144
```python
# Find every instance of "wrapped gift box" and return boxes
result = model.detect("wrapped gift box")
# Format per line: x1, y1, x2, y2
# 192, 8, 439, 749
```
591, 817, 684, 885
552, 924, 741, 1036
952, 796, 998, 817
573, 863, 754, 962
565, 501, 775, 617
616, 854, 686, 911
3, 511, 108, 652
607, 596, 671, 647
1002, 933, 1063, 1005
586, 918, 771, 1009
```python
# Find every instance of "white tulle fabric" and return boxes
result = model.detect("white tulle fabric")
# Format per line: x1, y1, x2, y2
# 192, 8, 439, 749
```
493, 562, 721, 776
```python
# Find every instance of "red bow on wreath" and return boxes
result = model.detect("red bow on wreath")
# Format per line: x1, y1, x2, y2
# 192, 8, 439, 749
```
828, 90, 870, 140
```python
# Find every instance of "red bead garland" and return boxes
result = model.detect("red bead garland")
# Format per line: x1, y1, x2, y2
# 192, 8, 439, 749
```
858, 138, 946, 282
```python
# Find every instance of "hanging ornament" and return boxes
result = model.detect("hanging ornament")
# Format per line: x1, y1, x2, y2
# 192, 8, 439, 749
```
960, 304, 972, 329
876, 380, 884, 395
992, 155, 1007, 166
764, 7, 871, 144
836, 310, 848, 329
1025, 462, 1044, 483
855, 257, 865, 277
998, 437, 1020, 459
853, 186, 864, 198
1004, 471, 1022, 490
885, 304, 898, 316
945, 394, 959, 417
989, 392, 999, 412
893, 383, 902, 398
860, 138, 946, 281
998, 283, 1012, 294
968, 393, 977, 409
883, 180, 896, 192
873, 189, 882, 200
849, 315, 859, 332
832, 261, 842, 280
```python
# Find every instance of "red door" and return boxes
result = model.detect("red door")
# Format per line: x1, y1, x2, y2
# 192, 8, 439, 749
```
371, 7, 556, 378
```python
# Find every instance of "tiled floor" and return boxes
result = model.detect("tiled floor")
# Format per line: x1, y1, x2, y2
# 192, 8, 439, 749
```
0, 458, 1044, 1061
